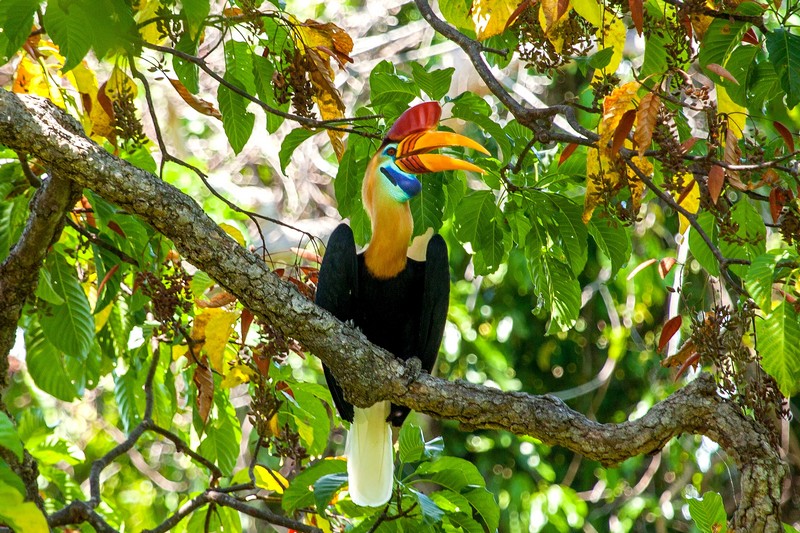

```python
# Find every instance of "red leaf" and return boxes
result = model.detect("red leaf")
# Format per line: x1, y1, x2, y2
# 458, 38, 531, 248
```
629, 0, 644, 36
769, 187, 794, 223
627, 258, 657, 280
707, 164, 725, 204
194, 363, 214, 424
706, 63, 739, 85
107, 220, 126, 237
505, 0, 537, 30
742, 28, 759, 46
658, 316, 683, 352
97, 264, 119, 296
679, 137, 699, 154
559, 143, 578, 165
241, 308, 254, 343
674, 351, 701, 381
658, 257, 676, 278
773, 120, 795, 153
611, 109, 636, 155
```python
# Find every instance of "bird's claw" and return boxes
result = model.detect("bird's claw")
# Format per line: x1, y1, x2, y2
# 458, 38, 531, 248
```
402, 357, 422, 386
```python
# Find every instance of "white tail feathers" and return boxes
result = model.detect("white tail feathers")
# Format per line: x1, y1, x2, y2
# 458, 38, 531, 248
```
346, 402, 394, 507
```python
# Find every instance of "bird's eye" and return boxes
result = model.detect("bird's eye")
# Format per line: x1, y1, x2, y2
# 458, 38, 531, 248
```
386, 148, 397, 156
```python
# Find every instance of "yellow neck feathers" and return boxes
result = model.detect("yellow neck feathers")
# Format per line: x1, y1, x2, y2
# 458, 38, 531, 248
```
362, 157, 413, 279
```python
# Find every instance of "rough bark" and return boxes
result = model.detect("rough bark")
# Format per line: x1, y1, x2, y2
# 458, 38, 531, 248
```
0, 90, 786, 532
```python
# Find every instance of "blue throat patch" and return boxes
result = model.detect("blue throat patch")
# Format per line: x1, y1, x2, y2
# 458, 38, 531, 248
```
380, 165, 421, 202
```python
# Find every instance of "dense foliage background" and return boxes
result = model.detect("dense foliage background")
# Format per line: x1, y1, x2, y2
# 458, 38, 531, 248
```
0, 0, 799, 531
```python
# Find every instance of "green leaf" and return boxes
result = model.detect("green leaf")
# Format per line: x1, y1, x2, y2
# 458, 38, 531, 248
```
35, 268, 64, 305
43, 0, 92, 72
174, 33, 200, 94
114, 368, 142, 433
218, 74, 255, 154
252, 54, 288, 133
640, 32, 668, 78
411, 489, 445, 524
335, 135, 371, 218
785, 524, 800, 533
0, 412, 23, 462
528, 255, 581, 334
444, 512, 485, 533
463, 487, 500, 532
450, 92, 510, 163
182, 0, 210, 38
0, 463, 26, 497
410, 63, 455, 101
282, 459, 347, 514
0, 0, 38, 63
29, 438, 84, 465
40, 252, 95, 358
25, 320, 80, 401
588, 218, 631, 276
550, 195, 588, 275
0, 484, 49, 533
453, 190, 498, 246
688, 212, 720, 277
416, 456, 485, 490
698, 18, 748, 69
588, 47, 615, 69
439, 0, 474, 33
722, 45, 761, 107
410, 173, 446, 238
688, 491, 728, 533
314, 473, 348, 515
766, 29, 800, 108
224, 40, 256, 95
370, 71, 419, 110
720, 201, 766, 278
83, 0, 137, 59
290, 388, 331, 456
398, 424, 426, 463
279, 129, 318, 174
756, 301, 800, 397
745, 251, 784, 312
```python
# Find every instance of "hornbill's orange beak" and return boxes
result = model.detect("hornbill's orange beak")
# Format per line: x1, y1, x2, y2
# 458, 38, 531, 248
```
394, 131, 489, 174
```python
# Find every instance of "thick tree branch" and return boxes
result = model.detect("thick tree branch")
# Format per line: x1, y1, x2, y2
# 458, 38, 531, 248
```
0, 90, 786, 532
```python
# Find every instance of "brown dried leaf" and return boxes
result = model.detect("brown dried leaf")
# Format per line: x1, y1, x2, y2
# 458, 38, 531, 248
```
626, 258, 657, 280
306, 49, 346, 160
706, 63, 739, 85
707, 164, 725, 204
196, 291, 238, 308
658, 257, 677, 278
505, 0, 537, 30
773, 120, 795, 153
724, 123, 741, 181
297, 19, 354, 68
635, 93, 661, 156
241, 308, 254, 344
169, 78, 222, 120
611, 109, 636, 155
194, 363, 214, 424
661, 340, 696, 368
658, 316, 683, 352
540, 0, 570, 33
629, 0, 643, 36
769, 187, 794, 223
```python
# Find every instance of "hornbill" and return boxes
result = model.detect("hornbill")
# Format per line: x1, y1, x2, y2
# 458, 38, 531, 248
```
315, 102, 488, 507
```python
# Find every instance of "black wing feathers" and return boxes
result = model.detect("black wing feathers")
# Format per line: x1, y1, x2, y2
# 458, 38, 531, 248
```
315, 224, 358, 422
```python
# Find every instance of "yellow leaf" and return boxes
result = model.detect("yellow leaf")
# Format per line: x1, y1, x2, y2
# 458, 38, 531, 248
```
599, 81, 640, 150
539, 0, 572, 34
221, 363, 256, 388
193, 307, 241, 373
718, 85, 746, 135
583, 147, 622, 223
106, 65, 138, 100
252, 465, 288, 493
134, 0, 166, 45
13, 56, 60, 105
306, 49, 347, 160
593, 16, 627, 79
471, 0, 518, 40
0, 485, 49, 533
674, 176, 700, 234
219, 223, 246, 246
538, 6, 565, 52
169, 78, 221, 119
634, 93, 661, 156
172, 344, 189, 361
572, 0, 602, 26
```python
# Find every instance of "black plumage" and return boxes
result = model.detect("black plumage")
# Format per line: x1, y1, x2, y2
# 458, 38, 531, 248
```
315, 223, 450, 427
